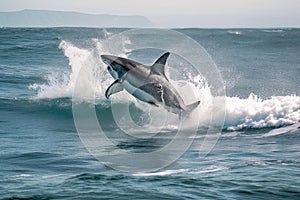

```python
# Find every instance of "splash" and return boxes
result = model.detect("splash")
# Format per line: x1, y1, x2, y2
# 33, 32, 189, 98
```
29, 37, 300, 131
224, 93, 300, 130
29, 40, 95, 99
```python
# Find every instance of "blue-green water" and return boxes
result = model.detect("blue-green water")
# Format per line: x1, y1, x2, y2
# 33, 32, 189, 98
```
0, 28, 300, 199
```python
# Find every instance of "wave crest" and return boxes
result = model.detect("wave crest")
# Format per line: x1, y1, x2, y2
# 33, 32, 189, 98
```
28, 37, 300, 131
224, 93, 300, 130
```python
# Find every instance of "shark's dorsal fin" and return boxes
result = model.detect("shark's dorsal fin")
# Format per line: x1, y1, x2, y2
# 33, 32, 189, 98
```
105, 79, 123, 99
151, 52, 170, 79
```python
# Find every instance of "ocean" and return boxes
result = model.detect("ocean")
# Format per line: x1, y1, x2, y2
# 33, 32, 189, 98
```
0, 27, 299, 199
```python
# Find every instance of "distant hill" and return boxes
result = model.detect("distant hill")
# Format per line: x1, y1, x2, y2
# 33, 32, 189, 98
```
0, 9, 153, 27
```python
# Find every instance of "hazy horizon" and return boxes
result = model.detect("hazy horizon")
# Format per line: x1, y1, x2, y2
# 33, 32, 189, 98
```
1, 0, 300, 28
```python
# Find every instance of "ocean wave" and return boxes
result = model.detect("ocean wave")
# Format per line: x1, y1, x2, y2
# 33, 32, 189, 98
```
133, 166, 227, 176
3, 92, 299, 132
28, 38, 211, 132
29, 40, 96, 99
223, 93, 300, 131
133, 169, 189, 176
29, 37, 131, 101
261, 122, 300, 137
26, 38, 300, 132
262, 29, 284, 33
68, 173, 127, 181
0, 97, 74, 117
227, 30, 242, 35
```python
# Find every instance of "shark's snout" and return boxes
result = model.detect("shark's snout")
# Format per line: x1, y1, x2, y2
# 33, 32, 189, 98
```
100, 55, 110, 65
101, 54, 118, 66
101, 55, 116, 73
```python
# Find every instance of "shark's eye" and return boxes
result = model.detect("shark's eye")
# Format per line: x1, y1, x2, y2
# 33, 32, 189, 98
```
107, 66, 111, 70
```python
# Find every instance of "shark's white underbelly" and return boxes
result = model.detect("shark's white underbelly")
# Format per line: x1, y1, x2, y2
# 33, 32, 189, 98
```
122, 79, 158, 104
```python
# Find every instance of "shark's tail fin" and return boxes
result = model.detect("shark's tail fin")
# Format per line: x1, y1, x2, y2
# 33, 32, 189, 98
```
180, 101, 200, 119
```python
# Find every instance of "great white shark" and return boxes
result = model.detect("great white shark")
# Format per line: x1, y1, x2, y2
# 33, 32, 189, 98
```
101, 52, 200, 118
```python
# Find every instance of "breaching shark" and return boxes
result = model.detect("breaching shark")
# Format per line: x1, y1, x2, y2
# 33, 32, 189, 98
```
101, 52, 200, 118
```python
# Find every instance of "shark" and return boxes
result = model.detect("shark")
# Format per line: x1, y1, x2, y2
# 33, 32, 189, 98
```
101, 52, 200, 118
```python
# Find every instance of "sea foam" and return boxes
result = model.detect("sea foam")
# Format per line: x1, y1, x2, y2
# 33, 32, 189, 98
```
224, 93, 300, 130
29, 36, 300, 131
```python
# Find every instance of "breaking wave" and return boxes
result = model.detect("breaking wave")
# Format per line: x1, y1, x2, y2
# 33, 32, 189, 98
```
224, 94, 300, 130
28, 35, 300, 131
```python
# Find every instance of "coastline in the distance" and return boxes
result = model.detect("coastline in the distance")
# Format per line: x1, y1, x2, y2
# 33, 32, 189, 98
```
0, 9, 153, 28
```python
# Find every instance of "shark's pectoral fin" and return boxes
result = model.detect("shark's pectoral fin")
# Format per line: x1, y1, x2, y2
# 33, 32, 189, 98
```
151, 52, 170, 80
147, 101, 159, 107
105, 80, 123, 99
179, 101, 201, 119
186, 101, 200, 112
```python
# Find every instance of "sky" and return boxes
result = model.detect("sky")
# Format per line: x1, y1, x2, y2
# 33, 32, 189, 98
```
1, 0, 300, 27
